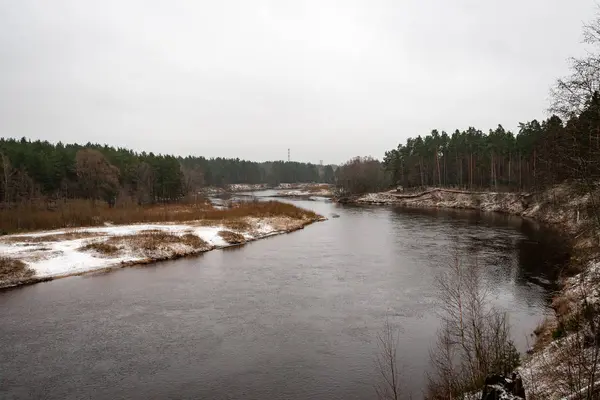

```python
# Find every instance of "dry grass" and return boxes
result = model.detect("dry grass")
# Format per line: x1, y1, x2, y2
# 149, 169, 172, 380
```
106, 231, 210, 252
221, 219, 252, 231
0, 199, 320, 234
0, 257, 34, 282
140, 229, 163, 234
180, 233, 210, 249
307, 184, 332, 193
79, 242, 121, 255
218, 230, 246, 244
552, 292, 576, 317
532, 317, 557, 352
3, 231, 103, 243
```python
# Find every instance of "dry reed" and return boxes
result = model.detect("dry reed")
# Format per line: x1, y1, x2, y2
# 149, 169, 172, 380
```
0, 199, 319, 234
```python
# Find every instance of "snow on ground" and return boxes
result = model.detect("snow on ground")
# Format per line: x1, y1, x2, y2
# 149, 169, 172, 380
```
517, 260, 600, 399
226, 183, 269, 192
0, 220, 288, 282
356, 192, 398, 203
277, 189, 333, 197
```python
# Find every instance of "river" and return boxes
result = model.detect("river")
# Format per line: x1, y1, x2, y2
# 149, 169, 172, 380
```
0, 195, 567, 399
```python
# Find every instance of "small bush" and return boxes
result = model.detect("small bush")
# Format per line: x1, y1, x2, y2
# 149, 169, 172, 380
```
552, 323, 566, 340
0, 257, 34, 281
79, 242, 120, 255
180, 233, 209, 249
106, 231, 210, 252
218, 230, 246, 244
221, 219, 252, 231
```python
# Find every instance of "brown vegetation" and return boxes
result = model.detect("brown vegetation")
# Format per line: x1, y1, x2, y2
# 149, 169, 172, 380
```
0, 257, 34, 282
0, 199, 320, 234
79, 242, 121, 256
524, 267, 600, 399
426, 251, 520, 398
221, 219, 252, 231
105, 231, 211, 253
3, 231, 103, 243
337, 156, 387, 195
78, 231, 211, 258
307, 184, 333, 193
218, 230, 246, 245
532, 317, 556, 353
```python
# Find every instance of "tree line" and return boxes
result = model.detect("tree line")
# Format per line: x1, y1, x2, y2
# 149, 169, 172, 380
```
0, 138, 336, 206
380, 116, 566, 192
335, 13, 600, 197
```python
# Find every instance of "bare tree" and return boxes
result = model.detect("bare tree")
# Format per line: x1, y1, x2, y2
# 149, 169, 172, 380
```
427, 250, 520, 399
75, 149, 120, 206
181, 164, 205, 195
337, 156, 387, 195
527, 268, 600, 399
550, 12, 600, 119
548, 11, 600, 246
133, 161, 155, 204
375, 318, 404, 400
0, 152, 15, 205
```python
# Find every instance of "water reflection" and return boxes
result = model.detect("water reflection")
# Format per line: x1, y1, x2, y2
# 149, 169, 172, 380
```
0, 198, 568, 400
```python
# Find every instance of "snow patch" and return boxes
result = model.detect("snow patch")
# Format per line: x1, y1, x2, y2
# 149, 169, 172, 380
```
0, 220, 286, 282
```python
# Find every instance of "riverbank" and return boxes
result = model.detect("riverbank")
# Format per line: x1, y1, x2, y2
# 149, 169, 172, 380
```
0, 204, 324, 289
341, 185, 600, 399
341, 186, 590, 236
200, 183, 335, 199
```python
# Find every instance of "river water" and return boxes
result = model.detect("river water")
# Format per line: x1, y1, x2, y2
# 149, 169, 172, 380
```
0, 195, 567, 399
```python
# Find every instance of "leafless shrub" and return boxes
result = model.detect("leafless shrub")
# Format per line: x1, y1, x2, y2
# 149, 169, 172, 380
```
375, 318, 406, 400
531, 317, 556, 353
426, 250, 520, 399
218, 230, 246, 245
180, 233, 209, 249
106, 232, 210, 253
221, 219, 252, 231
527, 267, 600, 399
79, 241, 120, 255
0, 257, 34, 281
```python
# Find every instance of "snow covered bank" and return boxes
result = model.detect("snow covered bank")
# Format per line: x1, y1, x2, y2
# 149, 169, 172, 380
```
348, 188, 528, 213
200, 184, 270, 195
199, 183, 334, 197
343, 186, 592, 234
0, 216, 322, 289
343, 185, 600, 399
274, 189, 334, 199
518, 261, 600, 399
271, 184, 334, 199
226, 183, 270, 192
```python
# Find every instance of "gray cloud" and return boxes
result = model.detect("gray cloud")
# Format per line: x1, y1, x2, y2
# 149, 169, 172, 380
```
0, 0, 595, 163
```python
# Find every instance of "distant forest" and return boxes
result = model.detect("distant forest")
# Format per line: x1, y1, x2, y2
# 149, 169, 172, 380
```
336, 15, 600, 195
0, 138, 336, 205
381, 117, 563, 191
378, 95, 600, 193
337, 103, 600, 194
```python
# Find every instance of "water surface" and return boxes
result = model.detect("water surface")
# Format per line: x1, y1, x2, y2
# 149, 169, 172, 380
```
0, 198, 567, 399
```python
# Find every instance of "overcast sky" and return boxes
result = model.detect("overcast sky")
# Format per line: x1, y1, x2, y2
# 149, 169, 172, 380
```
0, 1, 596, 164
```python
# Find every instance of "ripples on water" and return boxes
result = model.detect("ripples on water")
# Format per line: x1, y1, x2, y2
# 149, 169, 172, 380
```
0, 196, 568, 399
